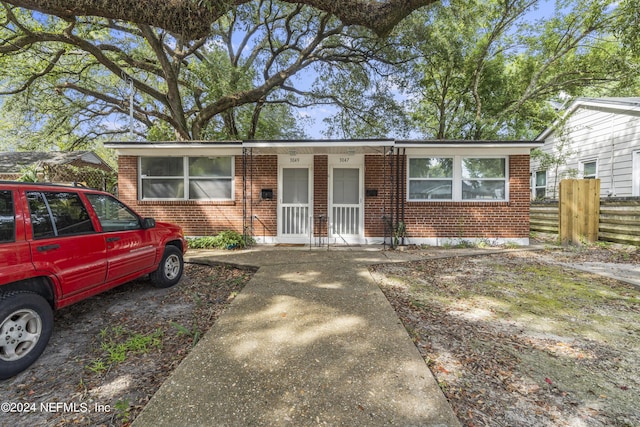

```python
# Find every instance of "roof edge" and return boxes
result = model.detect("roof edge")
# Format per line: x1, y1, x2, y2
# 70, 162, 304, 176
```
106, 139, 540, 149
537, 97, 640, 141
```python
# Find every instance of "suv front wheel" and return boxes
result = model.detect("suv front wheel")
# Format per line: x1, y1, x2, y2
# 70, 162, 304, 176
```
150, 246, 184, 288
0, 291, 54, 380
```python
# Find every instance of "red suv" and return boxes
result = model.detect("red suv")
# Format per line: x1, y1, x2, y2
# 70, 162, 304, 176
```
0, 182, 187, 379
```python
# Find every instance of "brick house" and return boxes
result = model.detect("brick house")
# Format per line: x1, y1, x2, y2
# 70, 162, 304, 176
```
106, 139, 540, 246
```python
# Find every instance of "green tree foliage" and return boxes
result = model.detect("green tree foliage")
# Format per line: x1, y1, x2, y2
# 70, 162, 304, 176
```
616, 0, 640, 55
318, 43, 414, 139
395, 0, 630, 140
0, 0, 637, 149
0, 1, 388, 148
611, 0, 640, 92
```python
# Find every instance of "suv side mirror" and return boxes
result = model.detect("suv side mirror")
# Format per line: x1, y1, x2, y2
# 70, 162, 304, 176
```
141, 218, 156, 229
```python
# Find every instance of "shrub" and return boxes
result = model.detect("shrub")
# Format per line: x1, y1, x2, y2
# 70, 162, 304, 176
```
188, 230, 254, 249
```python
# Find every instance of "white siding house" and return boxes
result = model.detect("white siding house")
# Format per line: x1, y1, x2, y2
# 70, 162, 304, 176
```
531, 97, 640, 199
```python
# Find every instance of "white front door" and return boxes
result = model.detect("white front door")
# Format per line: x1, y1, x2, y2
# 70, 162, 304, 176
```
278, 155, 313, 240
329, 155, 363, 243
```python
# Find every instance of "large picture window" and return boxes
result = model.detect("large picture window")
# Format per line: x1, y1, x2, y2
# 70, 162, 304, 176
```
462, 158, 506, 200
408, 158, 453, 200
408, 156, 508, 201
140, 156, 234, 200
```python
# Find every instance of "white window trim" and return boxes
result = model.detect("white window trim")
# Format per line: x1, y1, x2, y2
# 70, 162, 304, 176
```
534, 170, 547, 199
633, 151, 640, 197
138, 156, 235, 201
408, 155, 509, 202
407, 156, 454, 201
579, 158, 598, 179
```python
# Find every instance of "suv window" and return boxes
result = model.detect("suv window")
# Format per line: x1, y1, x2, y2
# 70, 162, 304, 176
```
27, 191, 95, 239
86, 193, 142, 232
0, 190, 15, 243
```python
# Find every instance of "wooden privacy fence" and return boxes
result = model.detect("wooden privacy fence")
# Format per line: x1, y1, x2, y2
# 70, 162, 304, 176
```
559, 179, 600, 245
531, 183, 640, 246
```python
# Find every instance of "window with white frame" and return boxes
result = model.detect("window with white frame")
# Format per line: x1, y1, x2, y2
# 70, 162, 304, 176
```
139, 156, 234, 200
408, 157, 453, 200
534, 170, 547, 199
581, 160, 597, 179
461, 158, 506, 200
408, 156, 508, 201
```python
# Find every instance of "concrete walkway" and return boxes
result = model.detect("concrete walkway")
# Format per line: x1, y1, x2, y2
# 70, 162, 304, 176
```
559, 261, 640, 288
132, 246, 461, 427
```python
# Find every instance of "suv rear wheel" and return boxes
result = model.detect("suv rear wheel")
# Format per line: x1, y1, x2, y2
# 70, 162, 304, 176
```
0, 291, 53, 380
150, 246, 184, 288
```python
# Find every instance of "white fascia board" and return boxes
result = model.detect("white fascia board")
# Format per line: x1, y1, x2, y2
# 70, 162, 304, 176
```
396, 142, 541, 156
573, 98, 640, 113
402, 147, 537, 156
104, 142, 243, 157
243, 139, 393, 155
243, 139, 392, 149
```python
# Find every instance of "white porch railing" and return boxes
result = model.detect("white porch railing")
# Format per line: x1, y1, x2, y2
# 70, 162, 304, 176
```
332, 205, 360, 236
281, 205, 309, 235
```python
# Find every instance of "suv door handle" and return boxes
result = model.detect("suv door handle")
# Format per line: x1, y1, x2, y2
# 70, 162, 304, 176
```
106, 237, 121, 242
37, 244, 60, 252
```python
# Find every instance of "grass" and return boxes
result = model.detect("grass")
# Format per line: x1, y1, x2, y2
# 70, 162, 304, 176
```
410, 259, 640, 341
87, 326, 163, 373
170, 321, 202, 346
375, 252, 640, 425
114, 398, 131, 423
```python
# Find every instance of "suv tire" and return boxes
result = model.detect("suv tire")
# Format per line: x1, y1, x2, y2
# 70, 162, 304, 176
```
150, 246, 184, 288
0, 291, 54, 380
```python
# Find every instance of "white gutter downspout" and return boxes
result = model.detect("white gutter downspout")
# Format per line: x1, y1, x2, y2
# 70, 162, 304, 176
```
609, 114, 616, 197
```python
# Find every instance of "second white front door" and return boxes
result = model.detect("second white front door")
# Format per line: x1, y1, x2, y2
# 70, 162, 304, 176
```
329, 155, 363, 242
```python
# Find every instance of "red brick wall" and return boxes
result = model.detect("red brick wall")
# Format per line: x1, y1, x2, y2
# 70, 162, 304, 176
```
118, 154, 531, 240
396, 154, 530, 239
117, 155, 278, 236
243, 155, 278, 239
364, 155, 390, 237
313, 156, 328, 237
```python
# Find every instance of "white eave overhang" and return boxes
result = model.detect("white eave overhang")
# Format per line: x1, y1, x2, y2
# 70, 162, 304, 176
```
395, 140, 542, 155
104, 141, 243, 156
105, 139, 541, 156
244, 139, 393, 155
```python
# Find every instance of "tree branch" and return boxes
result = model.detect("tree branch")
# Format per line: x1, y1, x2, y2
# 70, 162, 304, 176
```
3, 0, 436, 40
0, 49, 64, 94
